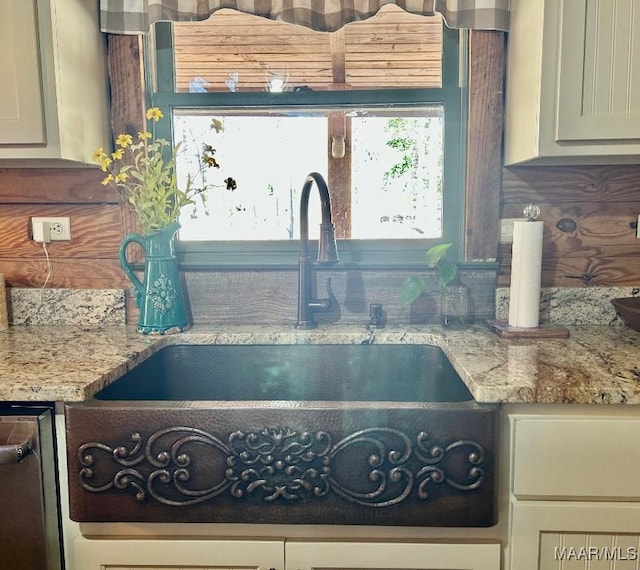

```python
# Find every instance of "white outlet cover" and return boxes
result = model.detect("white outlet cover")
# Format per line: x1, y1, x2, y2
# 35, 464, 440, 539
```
31, 216, 71, 241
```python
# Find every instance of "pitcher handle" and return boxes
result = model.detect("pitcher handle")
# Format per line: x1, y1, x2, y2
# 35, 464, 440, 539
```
119, 232, 147, 298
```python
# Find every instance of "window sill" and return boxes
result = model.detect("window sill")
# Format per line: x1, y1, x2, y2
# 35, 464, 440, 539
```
174, 241, 498, 271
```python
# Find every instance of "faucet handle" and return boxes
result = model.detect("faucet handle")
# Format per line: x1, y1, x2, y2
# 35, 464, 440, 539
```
308, 278, 333, 313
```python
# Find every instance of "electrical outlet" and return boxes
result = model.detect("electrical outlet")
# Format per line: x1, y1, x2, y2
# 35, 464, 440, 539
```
30, 217, 71, 241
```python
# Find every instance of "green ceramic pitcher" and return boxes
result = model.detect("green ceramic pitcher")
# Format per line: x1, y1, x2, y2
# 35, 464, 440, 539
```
119, 222, 190, 334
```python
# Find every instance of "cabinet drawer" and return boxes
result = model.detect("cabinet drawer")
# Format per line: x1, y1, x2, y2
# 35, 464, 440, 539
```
287, 541, 501, 570
512, 416, 640, 499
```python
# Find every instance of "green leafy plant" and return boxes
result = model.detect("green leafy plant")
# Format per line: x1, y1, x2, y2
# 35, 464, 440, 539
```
94, 108, 236, 234
400, 243, 457, 305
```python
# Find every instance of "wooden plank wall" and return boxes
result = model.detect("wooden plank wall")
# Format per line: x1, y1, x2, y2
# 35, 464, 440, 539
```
0, 168, 127, 288
500, 165, 640, 287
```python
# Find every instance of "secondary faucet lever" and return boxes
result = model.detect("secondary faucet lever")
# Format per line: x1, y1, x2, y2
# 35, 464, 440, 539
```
368, 303, 384, 329
295, 172, 339, 329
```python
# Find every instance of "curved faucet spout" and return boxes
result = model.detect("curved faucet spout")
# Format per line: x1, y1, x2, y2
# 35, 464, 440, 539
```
295, 172, 339, 329
299, 172, 339, 262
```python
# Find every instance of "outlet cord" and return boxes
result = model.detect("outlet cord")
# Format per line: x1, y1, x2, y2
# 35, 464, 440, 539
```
19, 241, 52, 325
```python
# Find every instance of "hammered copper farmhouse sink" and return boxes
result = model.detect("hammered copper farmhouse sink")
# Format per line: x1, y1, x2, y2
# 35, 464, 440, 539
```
65, 344, 497, 527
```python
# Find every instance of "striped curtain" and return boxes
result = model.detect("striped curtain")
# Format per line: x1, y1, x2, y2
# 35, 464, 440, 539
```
99, 0, 509, 34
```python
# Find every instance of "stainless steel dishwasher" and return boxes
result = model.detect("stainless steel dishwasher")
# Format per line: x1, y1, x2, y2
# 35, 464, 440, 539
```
0, 405, 63, 569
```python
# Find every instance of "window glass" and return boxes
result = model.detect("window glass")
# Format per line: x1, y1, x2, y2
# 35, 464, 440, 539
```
174, 106, 443, 241
175, 112, 328, 240
350, 110, 443, 240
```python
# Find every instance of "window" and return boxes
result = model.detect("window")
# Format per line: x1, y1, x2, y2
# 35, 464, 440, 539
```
148, 6, 465, 267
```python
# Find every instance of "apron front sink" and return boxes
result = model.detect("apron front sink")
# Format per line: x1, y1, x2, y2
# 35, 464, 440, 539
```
65, 343, 497, 527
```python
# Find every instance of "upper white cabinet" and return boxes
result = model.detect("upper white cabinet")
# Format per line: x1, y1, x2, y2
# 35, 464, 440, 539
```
0, 1, 46, 146
0, 0, 111, 166
504, 0, 640, 165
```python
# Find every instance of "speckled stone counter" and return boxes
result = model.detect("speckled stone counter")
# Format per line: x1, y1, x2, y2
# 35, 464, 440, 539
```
0, 324, 639, 404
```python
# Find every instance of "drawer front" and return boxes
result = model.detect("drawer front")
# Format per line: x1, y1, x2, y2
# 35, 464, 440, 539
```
512, 416, 640, 499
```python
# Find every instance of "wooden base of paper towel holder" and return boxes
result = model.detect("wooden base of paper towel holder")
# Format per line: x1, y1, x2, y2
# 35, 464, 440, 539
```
488, 320, 570, 339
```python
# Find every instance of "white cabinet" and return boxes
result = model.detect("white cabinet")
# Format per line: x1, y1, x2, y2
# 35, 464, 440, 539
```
0, 0, 111, 166
511, 502, 640, 570
75, 538, 285, 570
73, 539, 501, 570
504, 0, 640, 165
287, 541, 501, 570
0, 1, 46, 145
508, 412, 640, 569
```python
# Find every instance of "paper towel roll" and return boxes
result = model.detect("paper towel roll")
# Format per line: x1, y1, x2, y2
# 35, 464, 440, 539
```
0, 274, 7, 331
508, 219, 543, 328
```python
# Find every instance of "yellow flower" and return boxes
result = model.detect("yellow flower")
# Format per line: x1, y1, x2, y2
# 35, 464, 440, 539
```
99, 157, 112, 172
92, 148, 107, 163
211, 118, 223, 133
145, 107, 163, 122
94, 109, 234, 234
115, 134, 133, 148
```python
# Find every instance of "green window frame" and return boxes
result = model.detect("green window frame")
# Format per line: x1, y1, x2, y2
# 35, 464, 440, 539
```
147, 21, 466, 269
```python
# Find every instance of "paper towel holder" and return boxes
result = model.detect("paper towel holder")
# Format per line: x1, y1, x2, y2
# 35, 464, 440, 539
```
487, 202, 570, 338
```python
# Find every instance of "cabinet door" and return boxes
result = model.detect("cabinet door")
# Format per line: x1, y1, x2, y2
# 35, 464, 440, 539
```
74, 538, 285, 570
511, 501, 640, 570
505, 0, 640, 164
556, 0, 640, 143
0, 0, 45, 144
286, 541, 500, 570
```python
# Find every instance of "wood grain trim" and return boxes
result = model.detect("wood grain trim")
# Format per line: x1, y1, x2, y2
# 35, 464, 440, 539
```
330, 26, 346, 84
465, 30, 506, 262
0, 168, 118, 204
0, 259, 125, 288
503, 164, 640, 203
108, 34, 146, 246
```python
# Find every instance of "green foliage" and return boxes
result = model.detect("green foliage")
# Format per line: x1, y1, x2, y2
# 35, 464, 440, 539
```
399, 243, 457, 305
382, 117, 432, 189
400, 275, 426, 306
95, 109, 235, 234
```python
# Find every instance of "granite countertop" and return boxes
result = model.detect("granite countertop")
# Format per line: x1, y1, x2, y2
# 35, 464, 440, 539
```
0, 324, 639, 404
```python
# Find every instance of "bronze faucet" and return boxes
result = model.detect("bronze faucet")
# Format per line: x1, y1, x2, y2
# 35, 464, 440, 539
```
295, 172, 339, 329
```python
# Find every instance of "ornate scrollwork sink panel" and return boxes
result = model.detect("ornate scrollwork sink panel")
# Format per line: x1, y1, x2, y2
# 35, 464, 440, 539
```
65, 404, 497, 527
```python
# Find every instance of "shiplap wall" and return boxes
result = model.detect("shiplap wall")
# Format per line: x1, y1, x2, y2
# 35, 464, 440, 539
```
500, 165, 640, 287
0, 168, 126, 288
